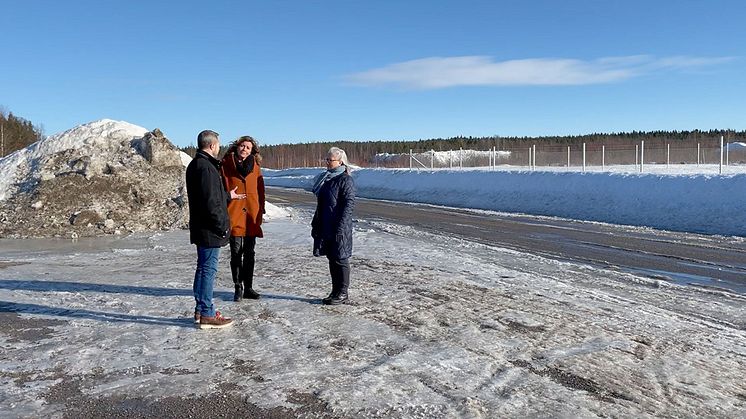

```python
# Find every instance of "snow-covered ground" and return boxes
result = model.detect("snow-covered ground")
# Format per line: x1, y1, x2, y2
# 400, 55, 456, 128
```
0, 121, 743, 417
264, 165, 746, 237
0, 207, 744, 418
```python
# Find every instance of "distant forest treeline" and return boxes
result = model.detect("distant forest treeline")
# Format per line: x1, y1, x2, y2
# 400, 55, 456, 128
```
0, 110, 739, 169
0, 108, 44, 157
190, 129, 743, 169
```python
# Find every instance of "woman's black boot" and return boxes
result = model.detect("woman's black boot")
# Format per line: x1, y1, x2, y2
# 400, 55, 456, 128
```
324, 258, 348, 305
329, 278, 349, 305
330, 259, 350, 304
242, 238, 260, 299
234, 283, 243, 302
230, 237, 243, 302
243, 285, 260, 299
243, 277, 260, 299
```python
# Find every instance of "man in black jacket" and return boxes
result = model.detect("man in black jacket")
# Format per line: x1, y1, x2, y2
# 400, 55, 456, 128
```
186, 129, 242, 329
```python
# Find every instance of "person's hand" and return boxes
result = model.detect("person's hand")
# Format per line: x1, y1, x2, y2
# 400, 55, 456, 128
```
230, 187, 246, 200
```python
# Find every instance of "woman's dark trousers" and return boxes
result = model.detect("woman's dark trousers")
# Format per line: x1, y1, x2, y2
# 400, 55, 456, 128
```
324, 257, 350, 304
230, 236, 259, 300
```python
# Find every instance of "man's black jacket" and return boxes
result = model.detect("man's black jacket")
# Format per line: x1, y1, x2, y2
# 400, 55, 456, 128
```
186, 150, 230, 247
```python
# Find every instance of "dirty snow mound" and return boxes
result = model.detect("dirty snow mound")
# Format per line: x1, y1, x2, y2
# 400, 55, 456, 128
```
0, 119, 188, 238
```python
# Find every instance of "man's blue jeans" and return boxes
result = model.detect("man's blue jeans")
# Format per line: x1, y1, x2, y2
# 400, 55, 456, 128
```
193, 246, 220, 317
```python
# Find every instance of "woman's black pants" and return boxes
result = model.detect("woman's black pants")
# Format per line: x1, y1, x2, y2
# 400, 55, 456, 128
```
230, 236, 256, 289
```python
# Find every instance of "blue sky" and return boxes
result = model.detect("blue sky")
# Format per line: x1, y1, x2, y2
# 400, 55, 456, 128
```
2, 0, 745, 147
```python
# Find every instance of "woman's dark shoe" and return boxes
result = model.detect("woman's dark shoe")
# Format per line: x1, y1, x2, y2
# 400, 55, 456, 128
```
243, 288, 260, 299
323, 293, 348, 305
233, 284, 243, 302
322, 292, 334, 305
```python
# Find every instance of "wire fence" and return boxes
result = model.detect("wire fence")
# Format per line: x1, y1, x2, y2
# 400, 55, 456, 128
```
370, 137, 746, 174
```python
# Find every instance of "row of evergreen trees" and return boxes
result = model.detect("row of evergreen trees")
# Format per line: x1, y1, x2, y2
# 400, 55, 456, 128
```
1, 108, 738, 169
0, 109, 44, 157
253, 129, 744, 169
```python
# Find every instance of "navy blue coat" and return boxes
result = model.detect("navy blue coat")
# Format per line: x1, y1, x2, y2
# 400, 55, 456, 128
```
186, 150, 230, 248
311, 172, 355, 260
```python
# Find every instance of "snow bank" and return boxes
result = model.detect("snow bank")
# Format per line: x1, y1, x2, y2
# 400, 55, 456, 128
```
264, 167, 746, 237
375, 149, 512, 165
179, 151, 192, 167
264, 201, 290, 219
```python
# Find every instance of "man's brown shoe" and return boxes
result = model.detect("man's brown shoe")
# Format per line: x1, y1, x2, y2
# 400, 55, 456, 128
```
198, 311, 233, 329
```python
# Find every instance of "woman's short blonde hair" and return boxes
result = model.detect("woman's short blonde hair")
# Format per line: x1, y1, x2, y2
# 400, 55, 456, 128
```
328, 147, 349, 166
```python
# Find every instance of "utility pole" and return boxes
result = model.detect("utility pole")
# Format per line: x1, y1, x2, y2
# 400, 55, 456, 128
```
1, 121, 4, 157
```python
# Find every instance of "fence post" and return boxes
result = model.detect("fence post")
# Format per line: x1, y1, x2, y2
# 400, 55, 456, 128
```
528, 147, 532, 170
720, 136, 724, 174
567, 146, 570, 168
635, 144, 639, 169
726, 142, 729, 166
449, 150, 452, 169
459, 147, 463, 169
640, 140, 645, 173
582, 143, 586, 172
667, 143, 670, 168
409, 149, 413, 171
431, 149, 434, 169
602, 145, 605, 171
697, 143, 700, 166
532, 144, 536, 169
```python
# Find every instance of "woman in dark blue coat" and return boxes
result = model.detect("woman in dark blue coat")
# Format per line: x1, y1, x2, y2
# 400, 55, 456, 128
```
311, 147, 356, 305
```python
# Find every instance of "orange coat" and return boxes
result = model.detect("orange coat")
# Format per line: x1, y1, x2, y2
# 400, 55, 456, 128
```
220, 153, 265, 238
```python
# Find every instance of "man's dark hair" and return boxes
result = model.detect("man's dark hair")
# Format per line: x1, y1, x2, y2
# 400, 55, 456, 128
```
197, 130, 219, 149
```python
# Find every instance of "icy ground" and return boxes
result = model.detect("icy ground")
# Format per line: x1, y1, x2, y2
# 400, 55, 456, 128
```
0, 207, 744, 418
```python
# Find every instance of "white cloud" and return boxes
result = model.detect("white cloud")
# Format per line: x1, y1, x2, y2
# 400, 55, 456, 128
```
344, 55, 735, 89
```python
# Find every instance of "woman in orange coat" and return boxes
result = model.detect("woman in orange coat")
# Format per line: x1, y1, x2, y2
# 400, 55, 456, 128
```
221, 136, 265, 301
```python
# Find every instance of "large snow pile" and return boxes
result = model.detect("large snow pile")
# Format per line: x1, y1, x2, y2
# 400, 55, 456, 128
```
264, 167, 746, 237
0, 119, 188, 238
